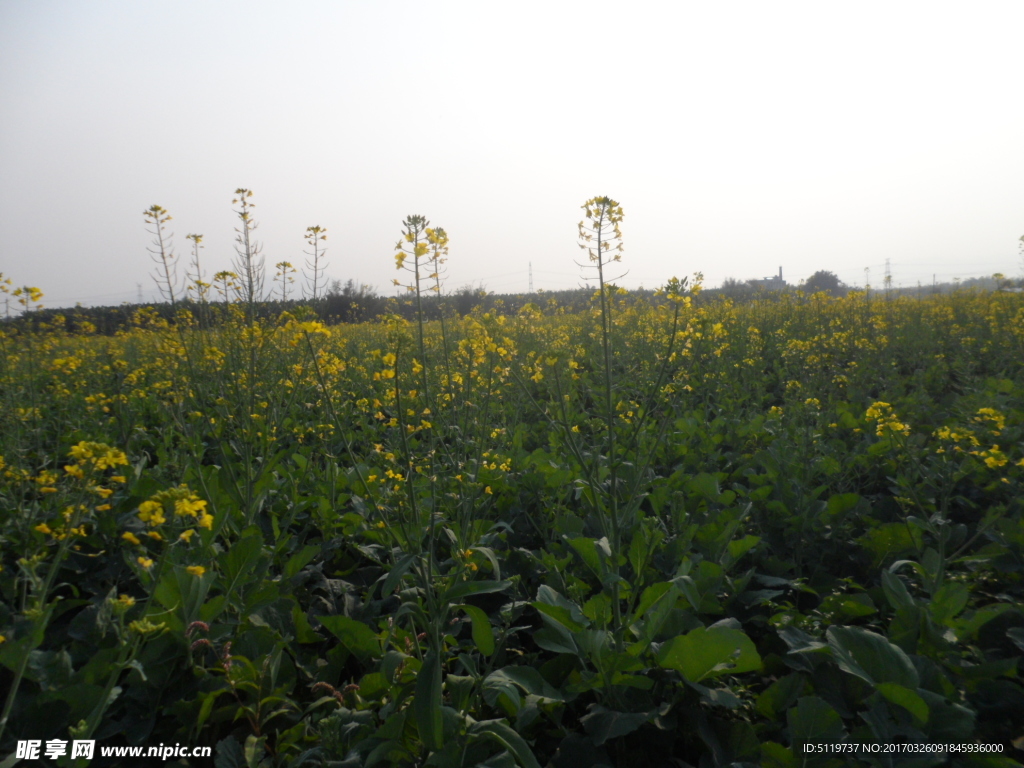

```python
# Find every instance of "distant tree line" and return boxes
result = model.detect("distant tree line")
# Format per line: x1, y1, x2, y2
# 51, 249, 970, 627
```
4, 269, 1020, 336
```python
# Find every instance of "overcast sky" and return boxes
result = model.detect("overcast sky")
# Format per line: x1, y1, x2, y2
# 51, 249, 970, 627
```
2, 1, 1022, 308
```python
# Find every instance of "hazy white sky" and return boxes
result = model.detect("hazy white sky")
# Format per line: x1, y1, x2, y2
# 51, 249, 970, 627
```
2, 1, 1022, 307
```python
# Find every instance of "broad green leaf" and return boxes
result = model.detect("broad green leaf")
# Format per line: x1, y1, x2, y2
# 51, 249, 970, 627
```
876, 682, 928, 723
657, 626, 761, 682
756, 673, 807, 718
291, 603, 322, 644
484, 666, 565, 701
533, 602, 587, 633
414, 650, 444, 751
459, 604, 495, 656
568, 537, 610, 578
760, 741, 797, 768
468, 720, 541, 768
444, 579, 509, 604
318, 615, 380, 661
632, 581, 674, 622
482, 672, 522, 715
244, 734, 267, 768
580, 705, 649, 746
787, 696, 846, 748
881, 569, 915, 612
283, 544, 319, 578
686, 472, 721, 500
214, 735, 245, 768
825, 493, 860, 517
1008, 627, 1024, 653
380, 552, 418, 598
582, 593, 612, 625
777, 626, 828, 655
533, 585, 589, 631
930, 582, 969, 626
222, 528, 268, 604
153, 565, 215, 629
726, 534, 760, 563
826, 625, 918, 688
532, 627, 577, 655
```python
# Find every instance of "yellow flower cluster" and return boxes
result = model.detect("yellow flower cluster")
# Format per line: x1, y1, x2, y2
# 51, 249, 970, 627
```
67, 441, 129, 472
973, 407, 1006, 435
865, 402, 910, 437
135, 485, 213, 531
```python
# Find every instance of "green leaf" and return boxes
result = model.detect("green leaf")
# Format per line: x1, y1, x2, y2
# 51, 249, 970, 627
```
760, 741, 797, 768
153, 564, 215, 629
484, 666, 565, 701
318, 615, 380, 661
826, 625, 918, 688
244, 734, 267, 768
459, 604, 495, 656
381, 552, 418, 598
583, 593, 612, 625
632, 581, 674, 622
787, 696, 846, 748
756, 673, 807, 718
686, 472, 721, 500
881, 569, 915, 612
533, 627, 577, 655
444, 579, 509, 604
876, 682, 929, 723
726, 534, 760, 563
533, 585, 589, 632
930, 582, 969, 626
825, 493, 860, 517
283, 544, 319, 578
568, 537, 610, 578
533, 602, 587, 633
580, 705, 649, 746
657, 626, 761, 682
222, 528, 268, 603
468, 720, 541, 768
215, 735, 245, 768
291, 603, 322, 644
482, 672, 522, 715
414, 650, 444, 751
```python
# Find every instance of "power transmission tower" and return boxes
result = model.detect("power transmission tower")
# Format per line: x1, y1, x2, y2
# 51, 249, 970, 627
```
529, 262, 533, 293
137, 283, 143, 303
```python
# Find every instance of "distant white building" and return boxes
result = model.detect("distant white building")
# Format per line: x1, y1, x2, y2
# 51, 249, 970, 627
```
752, 267, 786, 291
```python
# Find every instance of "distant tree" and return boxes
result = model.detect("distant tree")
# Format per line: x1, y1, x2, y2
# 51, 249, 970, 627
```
718, 277, 756, 302
802, 270, 847, 297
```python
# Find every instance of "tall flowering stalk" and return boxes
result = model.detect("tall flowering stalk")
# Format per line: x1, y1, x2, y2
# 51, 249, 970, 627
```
274, 261, 296, 302
231, 189, 265, 323
144, 205, 179, 309
303, 225, 328, 302
393, 214, 446, 398
578, 197, 627, 631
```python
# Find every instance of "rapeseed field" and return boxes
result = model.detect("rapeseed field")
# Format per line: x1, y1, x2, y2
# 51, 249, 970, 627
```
1, 201, 1023, 766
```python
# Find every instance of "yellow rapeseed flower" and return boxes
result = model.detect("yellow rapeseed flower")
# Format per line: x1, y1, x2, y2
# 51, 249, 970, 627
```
186, 565, 206, 576
122, 531, 141, 545
137, 556, 154, 569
